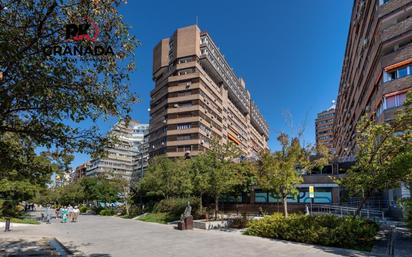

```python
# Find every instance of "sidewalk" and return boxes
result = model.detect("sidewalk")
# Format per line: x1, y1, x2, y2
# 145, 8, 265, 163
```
371, 223, 412, 257
0, 237, 69, 257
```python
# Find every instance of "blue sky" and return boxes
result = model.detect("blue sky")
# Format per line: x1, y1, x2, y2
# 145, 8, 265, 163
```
72, 0, 353, 168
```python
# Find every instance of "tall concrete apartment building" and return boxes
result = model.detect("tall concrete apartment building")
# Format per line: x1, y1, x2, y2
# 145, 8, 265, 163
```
334, 0, 412, 159
86, 120, 149, 183
315, 101, 336, 152
149, 25, 269, 158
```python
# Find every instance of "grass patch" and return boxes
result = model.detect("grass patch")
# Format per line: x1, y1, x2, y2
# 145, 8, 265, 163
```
0, 217, 40, 225
137, 212, 174, 224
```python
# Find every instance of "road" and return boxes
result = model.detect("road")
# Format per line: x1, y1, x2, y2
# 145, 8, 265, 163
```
0, 215, 375, 257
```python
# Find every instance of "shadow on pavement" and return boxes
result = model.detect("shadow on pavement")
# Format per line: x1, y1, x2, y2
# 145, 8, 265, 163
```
0, 238, 113, 257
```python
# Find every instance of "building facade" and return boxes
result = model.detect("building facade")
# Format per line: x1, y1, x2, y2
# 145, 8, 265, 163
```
315, 101, 336, 152
334, 0, 412, 159
149, 25, 269, 158
72, 161, 90, 182
86, 120, 149, 183
334, 0, 412, 204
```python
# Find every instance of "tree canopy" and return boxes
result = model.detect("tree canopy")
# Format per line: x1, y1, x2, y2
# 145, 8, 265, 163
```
0, 0, 137, 215
256, 133, 306, 218
0, 0, 138, 154
339, 92, 412, 214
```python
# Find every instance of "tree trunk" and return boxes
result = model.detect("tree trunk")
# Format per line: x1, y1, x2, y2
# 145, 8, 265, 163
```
355, 194, 369, 216
214, 197, 219, 220
125, 200, 130, 217
4, 218, 11, 232
283, 195, 288, 218
199, 192, 203, 214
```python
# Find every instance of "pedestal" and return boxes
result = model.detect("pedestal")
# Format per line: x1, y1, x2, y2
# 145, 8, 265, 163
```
177, 221, 186, 230
184, 215, 193, 230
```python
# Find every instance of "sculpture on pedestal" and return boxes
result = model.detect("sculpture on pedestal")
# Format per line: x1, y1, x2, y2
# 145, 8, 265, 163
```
177, 202, 193, 230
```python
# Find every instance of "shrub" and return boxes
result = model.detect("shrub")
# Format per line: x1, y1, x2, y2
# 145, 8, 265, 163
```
230, 217, 249, 229
153, 197, 200, 220
99, 208, 115, 216
245, 214, 379, 251
124, 205, 143, 218
79, 205, 88, 213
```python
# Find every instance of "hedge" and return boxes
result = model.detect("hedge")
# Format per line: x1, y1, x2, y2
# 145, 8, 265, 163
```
99, 208, 115, 216
245, 214, 379, 251
153, 197, 200, 220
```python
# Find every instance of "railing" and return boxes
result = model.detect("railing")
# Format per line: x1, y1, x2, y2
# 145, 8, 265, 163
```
250, 100, 269, 137
311, 204, 385, 221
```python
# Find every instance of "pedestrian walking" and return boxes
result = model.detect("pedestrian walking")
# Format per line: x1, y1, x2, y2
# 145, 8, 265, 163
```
55, 207, 60, 221
74, 206, 80, 222
68, 205, 74, 222
61, 206, 68, 223
44, 205, 52, 224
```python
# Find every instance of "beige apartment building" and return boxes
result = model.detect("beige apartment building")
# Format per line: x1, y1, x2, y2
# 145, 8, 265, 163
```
149, 25, 269, 158
315, 101, 336, 152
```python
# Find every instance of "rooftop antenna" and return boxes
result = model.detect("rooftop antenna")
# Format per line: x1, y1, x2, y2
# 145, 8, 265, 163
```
196, 16, 199, 26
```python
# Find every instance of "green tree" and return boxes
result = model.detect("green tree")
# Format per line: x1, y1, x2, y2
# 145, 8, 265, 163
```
79, 175, 123, 204
55, 181, 85, 206
257, 133, 304, 218
138, 156, 193, 199
190, 154, 212, 214
0, 133, 58, 222
0, 0, 137, 221
201, 139, 242, 218
0, 1, 138, 155
303, 144, 332, 174
339, 92, 412, 215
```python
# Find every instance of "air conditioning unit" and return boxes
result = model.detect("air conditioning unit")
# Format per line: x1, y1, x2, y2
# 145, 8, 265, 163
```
174, 104, 179, 108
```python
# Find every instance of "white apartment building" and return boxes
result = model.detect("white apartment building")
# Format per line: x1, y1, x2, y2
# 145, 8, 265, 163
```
86, 120, 149, 184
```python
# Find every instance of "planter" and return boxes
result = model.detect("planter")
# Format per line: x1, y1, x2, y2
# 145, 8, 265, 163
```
193, 219, 230, 230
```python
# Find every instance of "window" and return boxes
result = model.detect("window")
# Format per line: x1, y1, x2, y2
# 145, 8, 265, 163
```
176, 135, 192, 141
379, 0, 391, 5
177, 123, 191, 130
176, 145, 192, 152
377, 91, 408, 117
383, 65, 412, 82
179, 101, 193, 107
178, 57, 194, 64
178, 68, 195, 76
398, 67, 408, 78
386, 95, 397, 109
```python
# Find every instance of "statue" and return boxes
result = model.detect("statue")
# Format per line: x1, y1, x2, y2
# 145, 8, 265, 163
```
180, 201, 192, 221
177, 202, 193, 230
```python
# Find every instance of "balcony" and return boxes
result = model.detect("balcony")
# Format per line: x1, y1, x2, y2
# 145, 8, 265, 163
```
199, 33, 250, 114
250, 101, 269, 137
381, 16, 412, 43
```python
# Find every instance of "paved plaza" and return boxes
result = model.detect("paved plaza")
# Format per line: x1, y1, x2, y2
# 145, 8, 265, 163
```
0, 215, 377, 257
